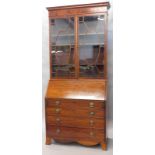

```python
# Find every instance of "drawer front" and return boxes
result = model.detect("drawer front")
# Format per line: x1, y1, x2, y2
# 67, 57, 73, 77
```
46, 107, 75, 117
46, 99, 75, 109
47, 116, 105, 129
46, 107, 105, 118
46, 99, 105, 110
76, 109, 105, 118
46, 125, 105, 141
76, 100, 105, 109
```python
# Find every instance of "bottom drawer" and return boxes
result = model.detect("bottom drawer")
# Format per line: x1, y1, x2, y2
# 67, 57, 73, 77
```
46, 125, 105, 141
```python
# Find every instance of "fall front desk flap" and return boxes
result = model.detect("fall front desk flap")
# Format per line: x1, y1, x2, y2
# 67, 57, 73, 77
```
46, 79, 107, 100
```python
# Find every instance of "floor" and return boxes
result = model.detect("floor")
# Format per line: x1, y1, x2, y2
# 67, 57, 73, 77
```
42, 137, 113, 155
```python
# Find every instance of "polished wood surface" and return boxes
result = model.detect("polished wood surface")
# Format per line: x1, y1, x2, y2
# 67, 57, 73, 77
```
45, 2, 110, 150
46, 107, 105, 118
48, 2, 109, 79
47, 2, 110, 18
46, 79, 107, 100
48, 7, 107, 18
77, 140, 99, 146
47, 99, 105, 109
101, 142, 107, 150
47, 116, 105, 128
47, 125, 105, 140
46, 137, 52, 145
45, 98, 107, 148
47, 2, 110, 11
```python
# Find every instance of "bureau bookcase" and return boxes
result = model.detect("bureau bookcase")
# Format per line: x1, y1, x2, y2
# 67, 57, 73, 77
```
45, 2, 110, 150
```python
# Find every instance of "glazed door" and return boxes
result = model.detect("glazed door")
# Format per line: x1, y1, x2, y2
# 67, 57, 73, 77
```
49, 15, 106, 79
78, 15, 105, 78
50, 17, 76, 78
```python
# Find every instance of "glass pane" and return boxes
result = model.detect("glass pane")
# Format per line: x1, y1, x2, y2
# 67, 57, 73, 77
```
78, 15, 105, 78
50, 17, 75, 78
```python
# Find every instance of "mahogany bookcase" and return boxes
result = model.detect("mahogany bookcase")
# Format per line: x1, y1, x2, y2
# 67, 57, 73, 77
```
45, 2, 110, 150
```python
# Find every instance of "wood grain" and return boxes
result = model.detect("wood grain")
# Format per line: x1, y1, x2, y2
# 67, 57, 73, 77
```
45, 2, 110, 150
77, 140, 99, 146
46, 107, 105, 118
47, 2, 110, 11
45, 79, 107, 100
47, 99, 105, 109
47, 125, 105, 141
46, 116, 105, 129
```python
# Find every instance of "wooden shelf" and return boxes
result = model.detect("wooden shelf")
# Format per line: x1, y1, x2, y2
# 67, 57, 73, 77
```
52, 32, 104, 37
79, 43, 104, 46
51, 44, 74, 47
52, 64, 74, 66
52, 64, 103, 66
52, 72, 75, 73
51, 43, 104, 46
80, 64, 104, 66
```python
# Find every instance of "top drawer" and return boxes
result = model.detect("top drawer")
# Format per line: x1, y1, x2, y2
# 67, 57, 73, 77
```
46, 99, 105, 110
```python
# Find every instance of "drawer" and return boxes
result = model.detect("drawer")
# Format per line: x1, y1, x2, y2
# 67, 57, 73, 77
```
46, 99, 75, 109
47, 116, 105, 129
76, 100, 105, 109
46, 107, 74, 116
46, 107, 105, 118
46, 125, 105, 141
76, 109, 105, 118
46, 99, 105, 110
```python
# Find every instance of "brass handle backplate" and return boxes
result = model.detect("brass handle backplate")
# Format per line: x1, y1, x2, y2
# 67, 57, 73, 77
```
90, 111, 95, 116
90, 120, 94, 126
55, 108, 61, 113
55, 101, 60, 105
56, 118, 60, 122
89, 102, 94, 108
56, 129, 60, 134
90, 131, 94, 136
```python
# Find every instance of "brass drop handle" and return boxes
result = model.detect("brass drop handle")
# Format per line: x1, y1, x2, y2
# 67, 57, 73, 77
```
90, 120, 94, 126
55, 101, 60, 105
90, 131, 94, 136
55, 108, 61, 113
56, 118, 60, 122
90, 111, 95, 116
56, 129, 60, 134
89, 102, 94, 108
